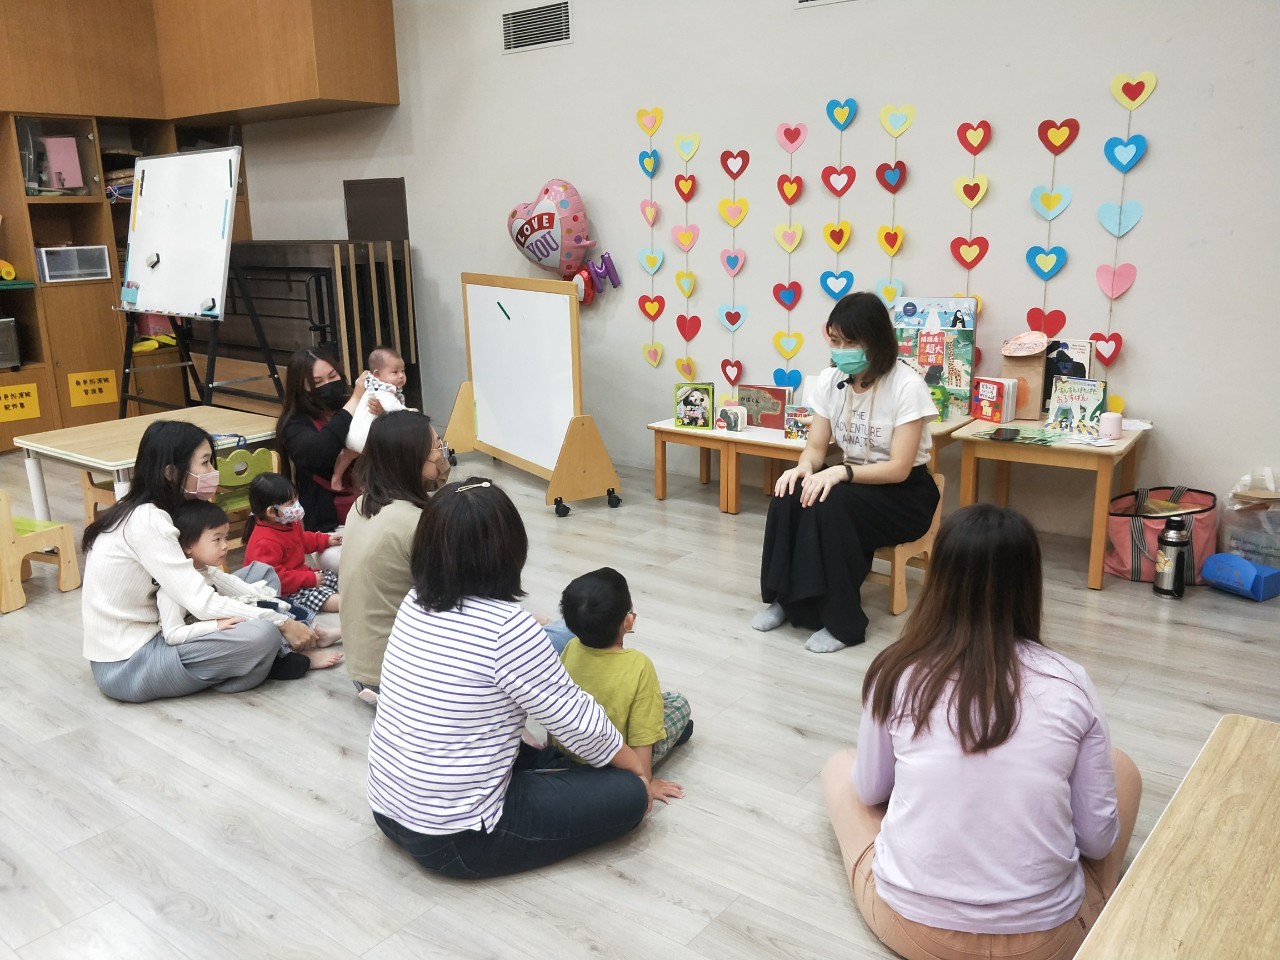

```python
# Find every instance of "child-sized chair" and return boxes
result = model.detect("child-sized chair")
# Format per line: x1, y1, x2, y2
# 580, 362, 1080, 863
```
1, 489, 82, 613
216, 447, 280, 553
867, 473, 946, 615
80, 471, 117, 526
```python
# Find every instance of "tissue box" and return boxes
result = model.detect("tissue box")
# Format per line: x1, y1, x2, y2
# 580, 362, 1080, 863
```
1200, 553, 1280, 602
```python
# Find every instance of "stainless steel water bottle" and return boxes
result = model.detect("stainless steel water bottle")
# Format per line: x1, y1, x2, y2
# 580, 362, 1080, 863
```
1153, 515, 1191, 599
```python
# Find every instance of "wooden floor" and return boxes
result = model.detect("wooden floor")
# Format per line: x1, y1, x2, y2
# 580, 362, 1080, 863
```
1, 449, 1276, 960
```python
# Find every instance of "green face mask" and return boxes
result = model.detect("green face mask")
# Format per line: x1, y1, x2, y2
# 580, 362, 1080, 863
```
831, 347, 869, 376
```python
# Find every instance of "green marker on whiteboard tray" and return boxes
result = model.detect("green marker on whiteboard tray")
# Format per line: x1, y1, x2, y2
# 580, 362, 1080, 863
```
497, 301, 511, 320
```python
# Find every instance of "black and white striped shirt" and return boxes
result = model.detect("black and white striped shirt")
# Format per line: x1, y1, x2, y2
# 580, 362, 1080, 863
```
368, 593, 623, 834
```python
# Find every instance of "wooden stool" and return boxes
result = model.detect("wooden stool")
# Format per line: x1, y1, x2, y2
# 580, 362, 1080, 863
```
80, 471, 117, 527
1, 489, 82, 613
867, 473, 945, 615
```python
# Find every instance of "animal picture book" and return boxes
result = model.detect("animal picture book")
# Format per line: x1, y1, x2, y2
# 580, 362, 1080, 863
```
716, 404, 745, 432
896, 319, 976, 422
674, 382, 714, 429
737, 384, 790, 429
893, 297, 976, 330
1044, 376, 1107, 434
784, 405, 812, 441
970, 377, 1019, 423
1041, 340, 1094, 409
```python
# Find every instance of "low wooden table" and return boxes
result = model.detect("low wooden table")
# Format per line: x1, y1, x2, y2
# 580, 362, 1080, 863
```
1076, 714, 1280, 960
14, 407, 278, 522
954, 419, 1146, 589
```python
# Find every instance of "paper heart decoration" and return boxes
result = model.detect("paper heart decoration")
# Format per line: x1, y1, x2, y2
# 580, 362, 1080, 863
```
720, 248, 746, 277
820, 269, 855, 300
675, 357, 696, 382
774, 224, 803, 253
957, 120, 992, 155
773, 281, 802, 311
773, 367, 803, 391
642, 342, 663, 367
875, 161, 907, 194
951, 292, 984, 315
1111, 72, 1157, 110
674, 132, 700, 161
508, 179, 595, 278
1089, 332, 1123, 366
973, 346, 983, 367
671, 224, 700, 252
636, 107, 663, 136
675, 270, 696, 298
718, 305, 746, 333
674, 174, 696, 202
1026, 245, 1067, 281
826, 98, 858, 131
950, 236, 989, 269
721, 359, 743, 386
637, 294, 665, 321
718, 198, 749, 227
1097, 263, 1137, 299
880, 104, 916, 137
676, 313, 702, 341
1030, 185, 1073, 221
877, 225, 903, 257
1026, 308, 1067, 337
823, 221, 852, 253
876, 278, 903, 307
638, 150, 660, 178
953, 175, 989, 208
720, 150, 750, 180
639, 248, 664, 275
773, 331, 804, 360
1107, 394, 1126, 414
776, 123, 808, 153
1104, 135, 1148, 173
1037, 118, 1080, 155
821, 165, 855, 197
639, 199, 658, 226
1098, 200, 1143, 237
777, 175, 803, 205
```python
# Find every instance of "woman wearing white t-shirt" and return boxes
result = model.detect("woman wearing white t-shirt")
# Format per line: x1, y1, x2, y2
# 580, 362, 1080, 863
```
753, 292, 940, 653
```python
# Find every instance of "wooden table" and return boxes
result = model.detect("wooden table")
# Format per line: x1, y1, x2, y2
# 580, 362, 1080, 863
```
954, 419, 1146, 589
649, 417, 971, 515
1076, 714, 1280, 960
14, 407, 278, 521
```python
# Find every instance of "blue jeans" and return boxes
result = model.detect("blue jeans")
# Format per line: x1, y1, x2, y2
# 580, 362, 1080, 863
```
373, 744, 648, 879
542, 617, 574, 654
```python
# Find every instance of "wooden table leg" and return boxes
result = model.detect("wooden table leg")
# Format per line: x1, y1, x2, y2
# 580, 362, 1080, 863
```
959, 443, 978, 506
1118, 446, 1138, 493
723, 445, 741, 514
653, 432, 667, 501
699, 448, 712, 485
1088, 456, 1115, 590
994, 461, 1011, 506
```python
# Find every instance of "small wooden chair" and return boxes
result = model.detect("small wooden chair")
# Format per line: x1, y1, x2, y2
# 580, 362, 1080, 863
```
1, 489, 82, 613
216, 447, 280, 553
867, 473, 946, 615
80, 471, 117, 527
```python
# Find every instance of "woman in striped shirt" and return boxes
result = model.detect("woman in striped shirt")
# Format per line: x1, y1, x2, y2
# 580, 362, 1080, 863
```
368, 477, 653, 878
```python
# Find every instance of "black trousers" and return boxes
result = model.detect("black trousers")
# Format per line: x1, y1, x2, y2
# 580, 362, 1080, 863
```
760, 464, 940, 646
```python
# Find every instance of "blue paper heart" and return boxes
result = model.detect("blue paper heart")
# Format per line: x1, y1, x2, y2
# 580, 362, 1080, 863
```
883, 168, 902, 187
1030, 185, 1073, 221
875, 278, 904, 307
638, 249, 664, 275
773, 367, 803, 391
725, 254, 741, 271
1098, 201, 1143, 237
1026, 245, 1068, 281
718, 304, 747, 332
820, 269, 855, 300
778, 288, 796, 307
826, 98, 858, 131
889, 112, 908, 130
1104, 135, 1148, 173
677, 137, 697, 157
637, 150, 660, 179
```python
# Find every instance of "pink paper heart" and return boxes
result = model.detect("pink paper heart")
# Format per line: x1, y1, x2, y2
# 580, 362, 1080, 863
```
720, 248, 746, 277
640, 199, 658, 226
1096, 263, 1137, 299
776, 122, 808, 153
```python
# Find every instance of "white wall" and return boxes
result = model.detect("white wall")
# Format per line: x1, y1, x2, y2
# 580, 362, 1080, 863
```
243, 0, 1280, 536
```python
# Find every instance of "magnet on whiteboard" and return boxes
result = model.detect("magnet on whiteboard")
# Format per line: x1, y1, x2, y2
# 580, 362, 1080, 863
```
146, 253, 160, 269
200, 298, 216, 313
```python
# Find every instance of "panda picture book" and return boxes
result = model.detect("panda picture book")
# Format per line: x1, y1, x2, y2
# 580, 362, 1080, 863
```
674, 382, 715, 429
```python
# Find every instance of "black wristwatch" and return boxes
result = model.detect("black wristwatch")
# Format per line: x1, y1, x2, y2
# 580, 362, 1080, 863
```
844, 463, 854, 483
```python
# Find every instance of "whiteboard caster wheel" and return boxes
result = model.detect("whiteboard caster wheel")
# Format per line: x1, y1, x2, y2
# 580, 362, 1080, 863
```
554, 497, 570, 518
607, 488, 621, 508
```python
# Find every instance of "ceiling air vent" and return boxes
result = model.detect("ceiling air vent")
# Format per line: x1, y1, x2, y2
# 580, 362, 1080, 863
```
502, 2, 572, 53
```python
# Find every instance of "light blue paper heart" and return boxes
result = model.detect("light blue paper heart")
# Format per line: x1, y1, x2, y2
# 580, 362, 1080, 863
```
1030, 185, 1073, 221
638, 249, 664, 275
637, 149, 660, 179
1026, 245, 1068, 281
820, 269, 855, 300
1098, 201, 1143, 237
826, 98, 858, 131
889, 112, 909, 131
875, 278, 904, 307
677, 137, 697, 158
718, 304, 747, 332
1104, 135, 1148, 173
773, 367, 803, 391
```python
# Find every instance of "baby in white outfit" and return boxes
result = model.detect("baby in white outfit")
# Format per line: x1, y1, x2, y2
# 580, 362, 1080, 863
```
331, 346, 407, 490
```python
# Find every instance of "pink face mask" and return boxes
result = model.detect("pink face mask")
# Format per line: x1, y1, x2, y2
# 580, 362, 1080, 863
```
187, 470, 220, 501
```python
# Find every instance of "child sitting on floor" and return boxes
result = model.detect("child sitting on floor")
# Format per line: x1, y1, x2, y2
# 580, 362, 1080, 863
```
159, 500, 342, 676
331, 345, 408, 491
555, 567, 692, 802
244, 472, 344, 625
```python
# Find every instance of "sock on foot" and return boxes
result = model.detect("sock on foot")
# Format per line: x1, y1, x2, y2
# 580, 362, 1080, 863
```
751, 602, 787, 632
804, 628, 847, 654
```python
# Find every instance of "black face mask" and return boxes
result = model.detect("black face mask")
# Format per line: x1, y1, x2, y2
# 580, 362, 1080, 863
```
312, 380, 349, 410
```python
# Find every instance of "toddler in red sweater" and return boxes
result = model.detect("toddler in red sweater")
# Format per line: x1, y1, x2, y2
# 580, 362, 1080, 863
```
245, 472, 344, 621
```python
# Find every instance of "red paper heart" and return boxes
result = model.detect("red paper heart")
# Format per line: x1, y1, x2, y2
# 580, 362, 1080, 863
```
776, 174, 803, 206
676, 313, 701, 341
1088, 332, 1123, 366
962, 182, 981, 201
637, 294, 665, 321
1121, 81, 1145, 102
724, 310, 741, 326
828, 227, 845, 245
673, 174, 696, 202
956, 121, 992, 156
1026, 307, 1067, 337
974, 346, 983, 367
720, 149, 750, 180
1037, 118, 1080, 155
882, 230, 900, 248
772, 281, 802, 311
721, 358, 743, 386
950, 236, 989, 269
875, 161, 907, 194
821, 164, 855, 197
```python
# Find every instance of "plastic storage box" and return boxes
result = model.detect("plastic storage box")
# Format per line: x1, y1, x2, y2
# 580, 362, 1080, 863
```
36, 245, 111, 283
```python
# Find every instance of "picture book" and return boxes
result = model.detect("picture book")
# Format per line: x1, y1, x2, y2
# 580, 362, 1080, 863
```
896, 322, 975, 421
893, 297, 977, 330
1041, 340, 1094, 409
674, 382, 714, 429
784, 405, 812, 441
970, 377, 1019, 423
1044, 376, 1107, 434
716, 404, 745, 432
737, 384, 790, 429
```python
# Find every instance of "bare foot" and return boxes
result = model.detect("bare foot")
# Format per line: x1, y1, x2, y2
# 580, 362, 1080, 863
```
314, 624, 342, 647
304, 648, 344, 670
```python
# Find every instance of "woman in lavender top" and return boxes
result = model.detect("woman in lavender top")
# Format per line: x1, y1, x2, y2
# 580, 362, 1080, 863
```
822, 504, 1142, 960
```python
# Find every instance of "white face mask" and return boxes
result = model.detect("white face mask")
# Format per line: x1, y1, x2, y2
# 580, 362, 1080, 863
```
277, 501, 305, 524
187, 470, 220, 501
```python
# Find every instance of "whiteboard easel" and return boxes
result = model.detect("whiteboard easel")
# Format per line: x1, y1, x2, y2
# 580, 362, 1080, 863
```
447, 273, 620, 514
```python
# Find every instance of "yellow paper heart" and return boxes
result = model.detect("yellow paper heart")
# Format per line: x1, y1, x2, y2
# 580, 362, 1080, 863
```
965, 128, 984, 148
636, 107, 663, 135
833, 105, 850, 126
718, 198, 749, 227
674, 132, 700, 161
643, 253, 660, 270
1034, 253, 1058, 272
952, 175, 989, 209
1107, 394, 1126, 414
1046, 126, 1071, 147
642, 342, 663, 367
782, 181, 799, 200
951, 292, 984, 314
879, 104, 916, 137
773, 331, 804, 360
774, 223, 803, 253
675, 356, 696, 382
1111, 72, 1157, 111
676, 229, 695, 247
675, 270, 696, 298
881, 284, 901, 305
877, 225, 904, 256
1040, 192, 1062, 211
958, 244, 982, 263
642, 300, 661, 318
823, 221, 852, 253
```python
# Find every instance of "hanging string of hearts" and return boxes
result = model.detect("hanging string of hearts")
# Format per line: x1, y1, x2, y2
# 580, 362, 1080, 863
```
817, 96, 856, 369
671, 127, 702, 383
716, 146, 751, 387
949, 120, 992, 370
1025, 116, 1079, 340
637, 106, 664, 370
770, 120, 807, 394
875, 104, 914, 311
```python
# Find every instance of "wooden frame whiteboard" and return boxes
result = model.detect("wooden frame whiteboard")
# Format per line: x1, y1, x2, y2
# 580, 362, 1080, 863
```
119, 147, 240, 319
